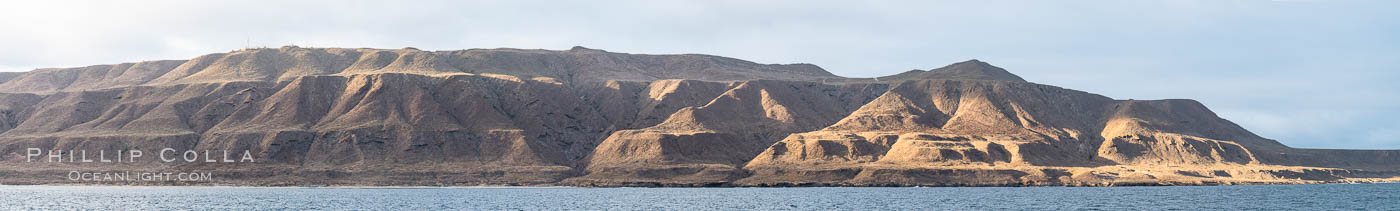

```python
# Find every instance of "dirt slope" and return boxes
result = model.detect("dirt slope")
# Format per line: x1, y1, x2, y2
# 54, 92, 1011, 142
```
0, 47, 1394, 186
572, 80, 887, 185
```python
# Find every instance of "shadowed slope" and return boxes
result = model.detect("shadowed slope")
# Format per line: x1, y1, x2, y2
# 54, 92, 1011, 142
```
0, 46, 839, 94
574, 80, 887, 185
0, 47, 1395, 186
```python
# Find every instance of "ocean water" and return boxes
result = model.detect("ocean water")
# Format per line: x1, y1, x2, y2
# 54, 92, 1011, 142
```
2, 184, 1396, 210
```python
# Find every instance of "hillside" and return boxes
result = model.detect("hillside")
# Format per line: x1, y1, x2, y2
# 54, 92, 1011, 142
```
0, 47, 1395, 186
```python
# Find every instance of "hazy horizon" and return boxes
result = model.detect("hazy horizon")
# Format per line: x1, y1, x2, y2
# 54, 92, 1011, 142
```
1, 0, 1396, 149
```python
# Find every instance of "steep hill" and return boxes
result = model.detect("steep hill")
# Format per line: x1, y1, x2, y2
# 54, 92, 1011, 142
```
876, 59, 1026, 82
0, 46, 837, 94
0, 47, 1394, 186
573, 80, 886, 185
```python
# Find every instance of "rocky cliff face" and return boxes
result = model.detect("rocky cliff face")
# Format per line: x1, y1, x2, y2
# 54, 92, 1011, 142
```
0, 46, 1395, 186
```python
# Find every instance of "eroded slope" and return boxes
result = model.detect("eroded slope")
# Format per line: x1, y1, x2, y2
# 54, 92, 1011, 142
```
0, 48, 1394, 186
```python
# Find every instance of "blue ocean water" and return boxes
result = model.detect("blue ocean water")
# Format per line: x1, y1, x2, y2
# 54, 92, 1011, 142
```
1, 184, 1396, 210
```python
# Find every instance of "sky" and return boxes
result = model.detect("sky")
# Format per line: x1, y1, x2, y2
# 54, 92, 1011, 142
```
0, 0, 1396, 149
